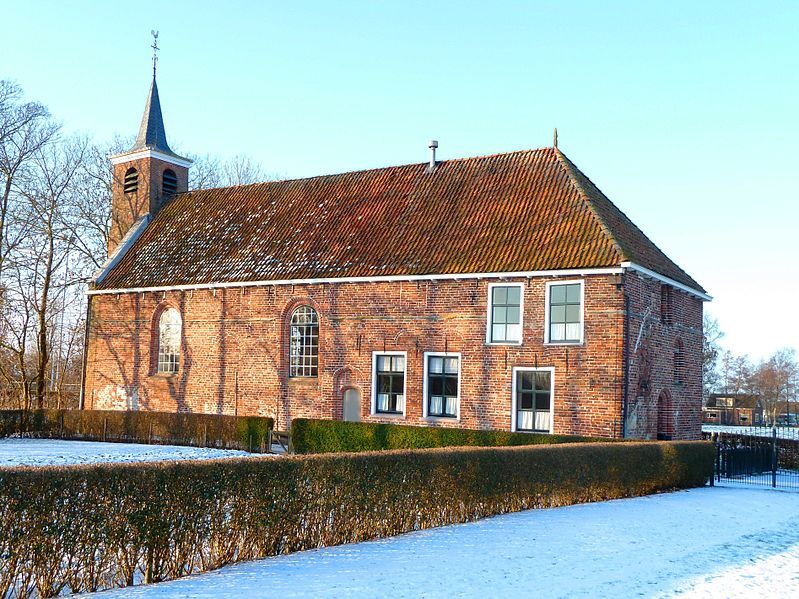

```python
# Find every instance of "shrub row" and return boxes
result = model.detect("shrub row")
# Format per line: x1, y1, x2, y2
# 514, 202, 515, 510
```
291, 418, 619, 454
0, 440, 713, 597
0, 410, 273, 452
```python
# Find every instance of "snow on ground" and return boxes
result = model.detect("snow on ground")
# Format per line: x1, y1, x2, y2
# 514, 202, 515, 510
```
0, 438, 256, 467
92, 487, 799, 599
702, 424, 799, 439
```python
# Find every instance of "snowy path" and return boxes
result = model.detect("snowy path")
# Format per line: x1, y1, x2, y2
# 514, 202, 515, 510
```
0, 438, 254, 467
92, 487, 799, 598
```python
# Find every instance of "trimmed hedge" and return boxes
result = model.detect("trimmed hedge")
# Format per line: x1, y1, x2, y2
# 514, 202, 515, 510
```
0, 409, 273, 452
291, 418, 618, 454
0, 440, 713, 596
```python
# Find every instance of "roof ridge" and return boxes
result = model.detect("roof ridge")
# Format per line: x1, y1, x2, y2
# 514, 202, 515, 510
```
553, 148, 626, 262
185, 147, 554, 194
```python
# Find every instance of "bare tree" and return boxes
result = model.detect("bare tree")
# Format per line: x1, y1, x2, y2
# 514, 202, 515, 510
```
751, 349, 798, 425
702, 315, 723, 402
0, 81, 59, 276
188, 153, 269, 190
3, 136, 87, 409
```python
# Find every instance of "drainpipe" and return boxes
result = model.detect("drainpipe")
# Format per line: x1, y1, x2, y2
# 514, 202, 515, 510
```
621, 292, 631, 438
78, 294, 93, 410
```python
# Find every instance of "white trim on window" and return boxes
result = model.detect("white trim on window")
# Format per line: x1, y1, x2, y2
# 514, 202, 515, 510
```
422, 352, 462, 421
486, 282, 524, 345
544, 279, 585, 345
370, 351, 407, 418
510, 366, 555, 433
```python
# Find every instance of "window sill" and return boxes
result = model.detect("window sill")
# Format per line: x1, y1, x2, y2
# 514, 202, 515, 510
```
372, 412, 405, 419
486, 341, 523, 347
515, 429, 553, 435
423, 416, 459, 423
544, 341, 584, 347
288, 377, 319, 385
151, 372, 178, 379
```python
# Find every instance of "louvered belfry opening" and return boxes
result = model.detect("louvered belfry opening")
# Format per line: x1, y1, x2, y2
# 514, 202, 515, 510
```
162, 169, 178, 196
123, 168, 139, 194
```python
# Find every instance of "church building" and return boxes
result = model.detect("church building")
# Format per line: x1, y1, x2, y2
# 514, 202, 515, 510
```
81, 69, 710, 440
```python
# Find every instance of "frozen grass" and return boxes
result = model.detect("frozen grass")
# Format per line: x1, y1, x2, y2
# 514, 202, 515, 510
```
0, 438, 254, 467
90, 487, 799, 598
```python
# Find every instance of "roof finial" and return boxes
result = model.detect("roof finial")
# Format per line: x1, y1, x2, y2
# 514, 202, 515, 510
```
553, 127, 558, 149
150, 30, 160, 78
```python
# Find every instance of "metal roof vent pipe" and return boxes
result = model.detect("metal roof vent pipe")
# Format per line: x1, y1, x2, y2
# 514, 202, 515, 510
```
427, 140, 438, 173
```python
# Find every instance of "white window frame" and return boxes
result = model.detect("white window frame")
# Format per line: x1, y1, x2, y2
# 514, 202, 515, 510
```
544, 279, 585, 345
370, 351, 407, 418
510, 366, 555, 433
422, 352, 462, 421
486, 282, 525, 345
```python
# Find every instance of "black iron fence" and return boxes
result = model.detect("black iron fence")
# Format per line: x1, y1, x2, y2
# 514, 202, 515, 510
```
703, 425, 799, 489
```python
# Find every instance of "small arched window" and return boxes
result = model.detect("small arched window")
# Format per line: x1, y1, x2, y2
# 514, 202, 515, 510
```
162, 169, 178, 196
289, 306, 319, 377
123, 167, 139, 194
157, 308, 181, 374
674, 339, 684, 385
660, 285, 672, 325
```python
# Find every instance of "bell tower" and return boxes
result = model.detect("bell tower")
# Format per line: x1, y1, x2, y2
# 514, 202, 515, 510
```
108, 32, 191, 255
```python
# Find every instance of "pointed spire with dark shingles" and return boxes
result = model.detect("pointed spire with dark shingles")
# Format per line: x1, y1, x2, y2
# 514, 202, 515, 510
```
130, 75, 174, 154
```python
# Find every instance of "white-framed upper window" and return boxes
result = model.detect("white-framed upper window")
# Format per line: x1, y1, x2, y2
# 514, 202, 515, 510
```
486, 283, 524, 345
511, 367, 554, 433
423, 352, 461, 419
545, 280, 584, 344
157, 308, 181, 374
289, 306, 319, 378
371, 351, 407, 416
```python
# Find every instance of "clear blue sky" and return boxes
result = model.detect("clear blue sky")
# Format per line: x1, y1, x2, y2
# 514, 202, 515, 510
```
2, 1, 797, 360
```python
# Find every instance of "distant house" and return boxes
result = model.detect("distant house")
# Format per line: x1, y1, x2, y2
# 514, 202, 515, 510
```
703, 394, 764, 426
80, 68, 710, 440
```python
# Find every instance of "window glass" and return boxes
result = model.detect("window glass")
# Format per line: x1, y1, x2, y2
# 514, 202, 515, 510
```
375, 354, 405, 414
289, 306, 319, 377
549, 283, 581, 343
157, 308, 181, 374
516, 370, 552, 432
489, 285, 523, 343
427, 355, 459, 418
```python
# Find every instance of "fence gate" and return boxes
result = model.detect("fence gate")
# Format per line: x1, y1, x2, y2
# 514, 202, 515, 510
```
705, 426, 799, 490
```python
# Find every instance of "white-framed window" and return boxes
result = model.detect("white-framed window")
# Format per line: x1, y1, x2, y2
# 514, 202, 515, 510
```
289, 306, 319, 377
511, 367, 554, 433
423, 352, 461, 419
486, 282, 524, 344
157, 308, 181, 374
545, 280, 584, 344
371, 352, 407, 416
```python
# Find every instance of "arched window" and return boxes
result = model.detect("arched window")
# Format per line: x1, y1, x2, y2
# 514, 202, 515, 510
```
289, 306, 319, 377
660, 284, 672, 325
673, 339, 684, 385
162, 169, 178, 196
657, 391, 673, 440
157, 308, 181, 374
123, 167, 139, 194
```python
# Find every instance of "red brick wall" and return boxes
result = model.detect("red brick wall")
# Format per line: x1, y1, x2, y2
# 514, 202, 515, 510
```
108, 156, 189, 254
622, 272, 703, 440
83, 272, 702, 439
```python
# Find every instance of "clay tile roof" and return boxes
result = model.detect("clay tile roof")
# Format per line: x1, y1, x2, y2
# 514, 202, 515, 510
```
95, 147, 705, 293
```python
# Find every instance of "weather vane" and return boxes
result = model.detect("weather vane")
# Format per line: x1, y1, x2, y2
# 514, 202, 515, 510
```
151, 30, 159, 77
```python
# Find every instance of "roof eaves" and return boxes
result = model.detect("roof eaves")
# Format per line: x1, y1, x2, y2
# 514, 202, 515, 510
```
93, 215, 151, 285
